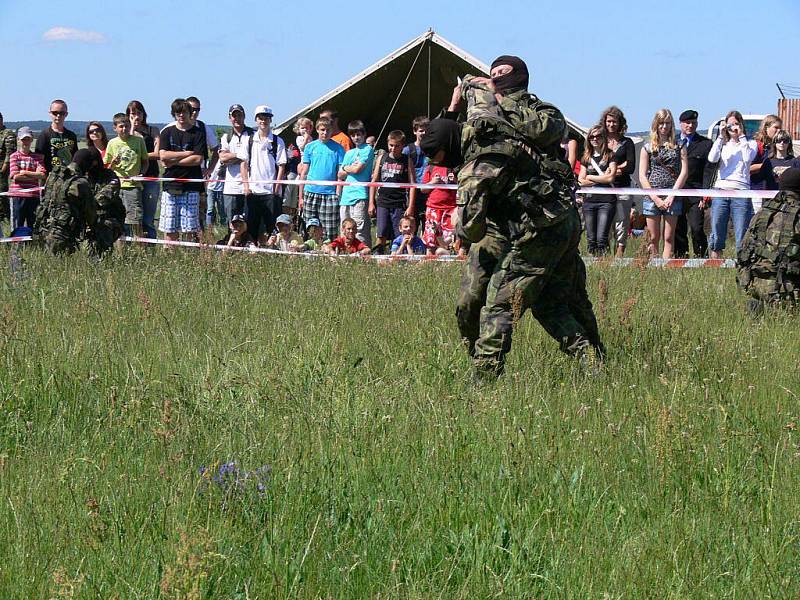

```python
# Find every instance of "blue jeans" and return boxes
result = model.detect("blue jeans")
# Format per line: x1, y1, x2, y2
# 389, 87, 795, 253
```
206, 190, 225, 227
141, 180, 160, 238
583, 201, 615, 255
709, 196, 753, 253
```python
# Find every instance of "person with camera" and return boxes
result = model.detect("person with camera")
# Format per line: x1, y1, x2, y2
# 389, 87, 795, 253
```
707, 110, 758, 258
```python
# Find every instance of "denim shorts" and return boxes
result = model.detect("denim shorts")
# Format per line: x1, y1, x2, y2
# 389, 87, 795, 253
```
642, 197, 683, 217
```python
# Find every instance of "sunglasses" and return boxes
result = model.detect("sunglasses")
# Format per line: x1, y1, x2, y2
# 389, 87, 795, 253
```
51, 111, 66, 116
190, 107, 200, 113
88, 129, 103, 135
589, 135, 603, 140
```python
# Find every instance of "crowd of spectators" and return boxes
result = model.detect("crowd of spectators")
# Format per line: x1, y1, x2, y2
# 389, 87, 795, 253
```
0, 99, 797, 259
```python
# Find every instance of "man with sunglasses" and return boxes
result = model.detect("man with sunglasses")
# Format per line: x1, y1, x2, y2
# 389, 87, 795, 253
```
35, 99, 78, 173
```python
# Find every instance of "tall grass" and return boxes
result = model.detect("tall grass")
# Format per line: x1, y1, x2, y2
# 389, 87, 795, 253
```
0, 245, 797, 598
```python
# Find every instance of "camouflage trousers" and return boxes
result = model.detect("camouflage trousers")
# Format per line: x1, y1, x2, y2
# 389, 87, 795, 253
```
37, 202, 85, 255
455, 210, 603, 375
744, 275, 800, 308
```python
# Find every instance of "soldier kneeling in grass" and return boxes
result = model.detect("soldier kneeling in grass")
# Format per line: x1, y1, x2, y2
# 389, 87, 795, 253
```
737, 167, 800, 314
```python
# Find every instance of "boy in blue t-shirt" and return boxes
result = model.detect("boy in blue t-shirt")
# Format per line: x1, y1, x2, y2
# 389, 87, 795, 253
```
391, 216, 426, 255
337, 120, 375, 247
299, 117, 345, 241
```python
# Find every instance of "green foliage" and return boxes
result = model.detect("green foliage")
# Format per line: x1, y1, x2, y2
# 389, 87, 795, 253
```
0, 246, 798, 598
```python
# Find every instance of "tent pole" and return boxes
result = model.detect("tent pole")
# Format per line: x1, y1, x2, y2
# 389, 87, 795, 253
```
376, 40, 426, 144
427, 42, 431, 117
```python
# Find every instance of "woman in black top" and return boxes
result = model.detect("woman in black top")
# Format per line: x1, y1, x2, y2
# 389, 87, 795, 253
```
600, 106, 636, 258
578, 126, 617, 255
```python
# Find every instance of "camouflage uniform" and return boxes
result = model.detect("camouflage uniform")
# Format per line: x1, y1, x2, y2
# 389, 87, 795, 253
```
454, 77, 602, 376
0, 127, 17, 221
736, 189, 800, 309
33, 164, 124, 256
87, 168, 125, 256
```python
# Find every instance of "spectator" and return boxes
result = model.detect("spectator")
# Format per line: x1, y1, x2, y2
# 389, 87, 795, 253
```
8, 127, 46, 229
674, 109, 714, 258
369, 130, 416, 252
420, 161, 457, 255
104, 112, 149, 238
561, 130, 580, 174
298, 117, 345, 241
247, 105, 286, 245
185, 96, 220, 234
391, 216, 426, 255
319, 108, 352, 152
284, 117, 313, 218
326, 217, 370, 255
265, 213, 303, 251
365, 135, 377, 149
577, 125, 617, 256
127, 100, 161, 238
707, 110, 759, 258
85, 122, 109, 158
216, 213, 255, 247
206, 155, 226, 228
294, 117, 314, 157
0, 112, 18, 223
751, 114, 782, 199
36, 99, 78, 172
300, 217, 328, 252
338, 120, 375, 246
762, 130, 800, 190
404, 116, 430, 232
158, 98, 207, 241
639, 108, 688, 258
218, 104, 253, 226
600, 106, 636, 258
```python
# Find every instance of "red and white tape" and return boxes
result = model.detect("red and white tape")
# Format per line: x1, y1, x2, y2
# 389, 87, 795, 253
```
0, 234, 738, 267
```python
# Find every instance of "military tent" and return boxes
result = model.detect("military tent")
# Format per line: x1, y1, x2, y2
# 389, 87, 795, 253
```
275, 29, 586, 147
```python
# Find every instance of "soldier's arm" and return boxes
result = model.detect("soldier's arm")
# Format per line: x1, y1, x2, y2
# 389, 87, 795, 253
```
456, 157, 506, 243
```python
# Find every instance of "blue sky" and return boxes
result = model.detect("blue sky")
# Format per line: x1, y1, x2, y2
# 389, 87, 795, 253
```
1, 0, 798, 132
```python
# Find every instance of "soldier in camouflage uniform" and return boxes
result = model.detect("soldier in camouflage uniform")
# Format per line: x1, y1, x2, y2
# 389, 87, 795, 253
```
421, 56, 603, 379
33, 148, 124, 256
0, 113, 18, 222
737, 167, 800, 313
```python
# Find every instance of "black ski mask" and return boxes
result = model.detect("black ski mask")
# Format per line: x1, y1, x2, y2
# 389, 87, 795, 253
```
420, 118, 463, 169
72, 147, 104, 180
490, 55, 529, 94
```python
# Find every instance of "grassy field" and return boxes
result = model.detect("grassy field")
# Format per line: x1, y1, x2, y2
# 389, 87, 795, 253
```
0, 244, 798, 598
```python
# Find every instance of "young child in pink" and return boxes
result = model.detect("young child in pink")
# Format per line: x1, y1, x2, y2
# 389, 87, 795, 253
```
421, 164, 457, 255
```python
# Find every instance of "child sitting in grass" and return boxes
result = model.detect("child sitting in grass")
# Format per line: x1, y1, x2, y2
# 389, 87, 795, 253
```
301, 218, 329, 252
391, 216, 426, 255
326, 217, 370, 255
265, 214, 303, 251
216, 214, 256, 247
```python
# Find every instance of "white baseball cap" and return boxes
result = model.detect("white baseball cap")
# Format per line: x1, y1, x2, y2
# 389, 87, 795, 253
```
253, 105, 273, 118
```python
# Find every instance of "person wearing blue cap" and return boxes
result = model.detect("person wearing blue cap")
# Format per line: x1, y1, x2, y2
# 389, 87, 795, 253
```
265, 213, 303, 251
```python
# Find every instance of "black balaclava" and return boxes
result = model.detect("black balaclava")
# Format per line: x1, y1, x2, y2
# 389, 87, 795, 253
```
779, 167, 800, 193
72, 147, 103, 179
490, 55, 529, 94
420, 118, 463, 169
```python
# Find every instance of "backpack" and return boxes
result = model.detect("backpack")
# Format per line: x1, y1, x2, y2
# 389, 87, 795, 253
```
737, 191, 800, 299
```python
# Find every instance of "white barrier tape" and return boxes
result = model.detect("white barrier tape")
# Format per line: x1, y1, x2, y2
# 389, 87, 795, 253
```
578, 186, 778, 199
0, 234, 737, 267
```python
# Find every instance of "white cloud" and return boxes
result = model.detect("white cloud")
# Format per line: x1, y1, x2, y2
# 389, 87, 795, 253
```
42, 27, 107, 44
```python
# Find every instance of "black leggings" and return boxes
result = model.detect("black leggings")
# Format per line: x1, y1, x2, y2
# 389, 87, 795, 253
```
583, 201, 615, 255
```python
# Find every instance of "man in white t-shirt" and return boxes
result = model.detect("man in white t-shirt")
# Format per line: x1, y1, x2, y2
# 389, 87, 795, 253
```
218, 104, 253, 225
246, 104, 287, 244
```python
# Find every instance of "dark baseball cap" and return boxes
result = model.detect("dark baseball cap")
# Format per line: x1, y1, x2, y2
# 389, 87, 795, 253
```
679, 110, 699, 122
231, 214, 246, 223
228, 104, 245, 116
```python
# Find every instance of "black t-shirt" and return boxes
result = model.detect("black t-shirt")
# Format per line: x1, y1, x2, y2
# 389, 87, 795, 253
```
610, 136, 635, 188
216, 231, 255, 247
136, 124, 160, 178
36, 127, 78, 172
377, 153, 410, 208
582, 153, 615, 204
159, 124, 207, 193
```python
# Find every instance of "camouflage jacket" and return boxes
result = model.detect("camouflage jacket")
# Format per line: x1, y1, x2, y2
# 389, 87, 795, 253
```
93, 167, 125, 224
456, 77, 576, 243
34, 164, 97, 236
737, 190, 800, 294
0, 127, 17, 180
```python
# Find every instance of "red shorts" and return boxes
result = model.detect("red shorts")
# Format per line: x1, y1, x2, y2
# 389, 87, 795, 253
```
423, 207, 456, 249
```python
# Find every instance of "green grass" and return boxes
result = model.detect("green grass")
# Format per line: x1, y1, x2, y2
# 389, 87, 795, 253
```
0, 245, 798, 598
